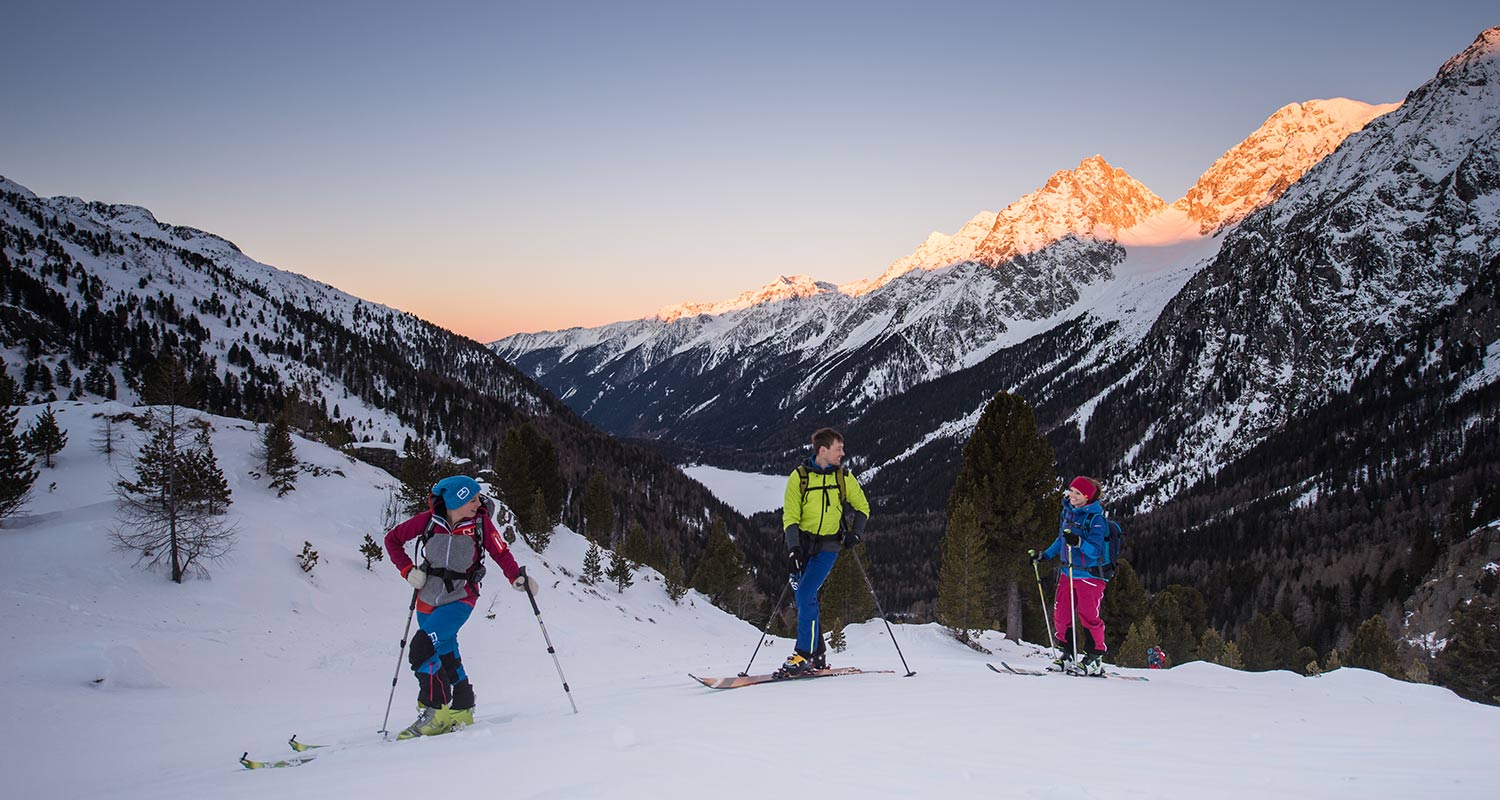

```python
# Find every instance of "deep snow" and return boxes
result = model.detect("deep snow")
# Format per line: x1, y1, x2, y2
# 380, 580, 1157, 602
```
3, 403, 1497, 800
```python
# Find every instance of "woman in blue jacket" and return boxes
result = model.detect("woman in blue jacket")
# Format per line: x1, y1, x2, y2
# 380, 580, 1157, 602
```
1031, 476, 1110, 676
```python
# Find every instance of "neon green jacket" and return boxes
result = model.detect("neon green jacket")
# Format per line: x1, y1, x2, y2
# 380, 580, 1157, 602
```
783, 460, 871, 539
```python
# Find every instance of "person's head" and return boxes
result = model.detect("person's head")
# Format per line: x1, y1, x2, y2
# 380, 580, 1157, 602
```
1065, 476, 1100, 507
433, 475, 484, 523
811, 428, 845, 468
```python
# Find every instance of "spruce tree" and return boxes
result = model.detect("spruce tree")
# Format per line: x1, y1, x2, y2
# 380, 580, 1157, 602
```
606, 547, 634, 592
581, 541, 604, 585
583, 473, 613, 547
0, 368, 37, 519
495, 428, 536, 527
690, 519, 746, 608
261, 416, 299, 496
936, 497, 991, 643
1346, 615, 1401, 677
1435, 598, 1500, 705
947, 392, 1056, 642
24, 406, 67, 468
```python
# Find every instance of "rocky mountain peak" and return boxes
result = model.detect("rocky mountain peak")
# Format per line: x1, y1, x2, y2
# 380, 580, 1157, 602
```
1171, 98, 1399, 233
655, 273, 838, 322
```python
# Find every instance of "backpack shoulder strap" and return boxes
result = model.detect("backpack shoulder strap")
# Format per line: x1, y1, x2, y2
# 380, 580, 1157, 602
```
796, 465, 810, 502
835, 467, 848, 507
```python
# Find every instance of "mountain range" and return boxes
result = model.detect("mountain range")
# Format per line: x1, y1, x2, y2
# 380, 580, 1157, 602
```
494, 29, 1500, 654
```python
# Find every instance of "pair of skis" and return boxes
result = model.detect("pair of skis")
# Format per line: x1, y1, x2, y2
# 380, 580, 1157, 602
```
987, 661, 1150, 681
239, 736, 330, 769
690, 666, 894, 690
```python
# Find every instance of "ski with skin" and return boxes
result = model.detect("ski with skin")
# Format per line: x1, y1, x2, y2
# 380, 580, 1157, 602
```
987, 661, 1149, 681
690, 666, 894, 689
241, 717, 506, 769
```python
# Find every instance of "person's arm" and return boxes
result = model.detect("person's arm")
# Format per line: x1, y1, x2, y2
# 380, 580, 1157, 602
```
783, 472, 804, 550
482, 515, 522, 584
384, 514, 427, 577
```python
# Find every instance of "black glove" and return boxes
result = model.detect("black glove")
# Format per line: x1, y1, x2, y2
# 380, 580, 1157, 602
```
1063, 530, 1080, 548
788, 547, 807, 576
840, 528, 861, 548
1028, 549, 1043, 564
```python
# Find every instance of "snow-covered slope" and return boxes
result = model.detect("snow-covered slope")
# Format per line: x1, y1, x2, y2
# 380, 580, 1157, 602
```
4, 401, 1498, 799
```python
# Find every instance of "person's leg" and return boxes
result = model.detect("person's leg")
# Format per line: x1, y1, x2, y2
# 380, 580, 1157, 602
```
1073, 579, 1107, 654
790, 550, 838, 668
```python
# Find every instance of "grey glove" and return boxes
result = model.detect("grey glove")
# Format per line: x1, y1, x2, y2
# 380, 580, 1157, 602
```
406, 568, 428, 590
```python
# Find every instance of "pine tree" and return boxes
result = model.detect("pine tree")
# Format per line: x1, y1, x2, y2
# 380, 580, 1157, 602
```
397, 437, 441, 514
621, 521, 652, 569
181, 425, 232, 515
523, 488, 552, 552
690, 519, 746, 608
1149, 592, 1196, 668
1434, 598, 1499, 705
583, 473, 613, 547
581, 541, 604, 585
936, 497, 991, 643
1195, 628, 1227, 665
92, 414, 121, 462
260, 416, 299, 496
1220, 640, 1245, 670
1346, 615, 1401, 678
819, 546, 874, 644
606, 547, 634, 593
24, 406, 67, 468
1100, 559, 1148, 647
1117, 616, 1160, 669
112, 357, 236, 583
664, 551, 688, 604
297, 541, 320, 574
0, 367, 37, 519
359, 534, 384, 570
947, 392, 1056, 643
1295, 646, 1320, 676
1325, 649, 1343, 671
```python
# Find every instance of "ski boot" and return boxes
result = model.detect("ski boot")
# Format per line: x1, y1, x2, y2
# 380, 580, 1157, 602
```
1068, 652, 1104, 677
775, 650, 816, 679
397, 703, 452, 740
442, 681, 476, 729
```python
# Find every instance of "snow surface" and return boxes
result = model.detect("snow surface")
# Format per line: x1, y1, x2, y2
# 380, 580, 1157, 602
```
680, 464, 787, 515
5, 401, 1499, 800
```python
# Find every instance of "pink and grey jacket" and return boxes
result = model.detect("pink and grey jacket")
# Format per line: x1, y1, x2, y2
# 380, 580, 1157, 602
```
385, 510, 521, 613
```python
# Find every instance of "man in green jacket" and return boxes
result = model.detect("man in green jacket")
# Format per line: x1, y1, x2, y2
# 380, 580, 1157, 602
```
780, 427, 871, 676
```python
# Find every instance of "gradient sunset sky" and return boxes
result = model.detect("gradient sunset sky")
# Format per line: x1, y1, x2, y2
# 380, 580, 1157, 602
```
3, 1, 1493, 341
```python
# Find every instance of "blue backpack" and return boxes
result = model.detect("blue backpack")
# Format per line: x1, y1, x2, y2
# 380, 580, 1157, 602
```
1091, 512, 1125, 580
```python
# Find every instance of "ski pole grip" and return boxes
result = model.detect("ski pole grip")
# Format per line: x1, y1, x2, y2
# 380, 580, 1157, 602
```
520, 566, 541, 615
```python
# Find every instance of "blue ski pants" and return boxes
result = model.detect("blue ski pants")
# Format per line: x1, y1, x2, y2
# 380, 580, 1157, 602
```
416, 601, 472, 683
795, 550, 839, 654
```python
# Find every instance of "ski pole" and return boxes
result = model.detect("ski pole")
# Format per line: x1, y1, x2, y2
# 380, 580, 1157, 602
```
519, 566, 578, 714
1065, 542, 1079, 665
850, 550, 915, 677
378, 589, 419, 739
1032, 557, 1056, 656
738, 581, 791, 676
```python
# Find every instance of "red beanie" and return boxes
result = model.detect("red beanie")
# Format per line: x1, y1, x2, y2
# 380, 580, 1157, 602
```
1069, 476, 1099, 502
